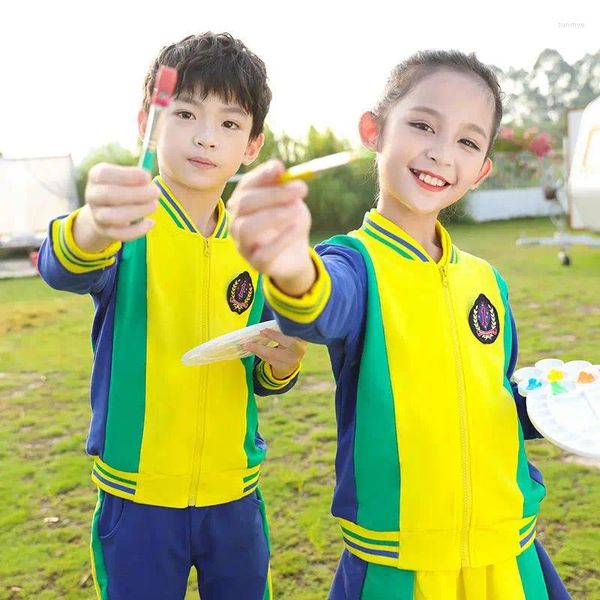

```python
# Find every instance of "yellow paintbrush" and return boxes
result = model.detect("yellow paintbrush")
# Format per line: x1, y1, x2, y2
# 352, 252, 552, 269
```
228, 149, 372, 184
278, 149, 372, 181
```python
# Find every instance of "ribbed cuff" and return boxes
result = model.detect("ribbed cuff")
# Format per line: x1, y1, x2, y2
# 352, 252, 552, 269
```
263, 249, 331, 324
51, 209, 121, 273
255, 360, 301, 391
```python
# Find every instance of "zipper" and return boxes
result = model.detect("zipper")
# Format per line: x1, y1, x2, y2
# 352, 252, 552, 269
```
188, 238, 211, 505
440, 265, 472, 567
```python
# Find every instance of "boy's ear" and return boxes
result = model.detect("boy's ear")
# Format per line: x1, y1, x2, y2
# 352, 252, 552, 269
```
138, 110, 148, 139
242, 132, 264, 165
359, 112, 380, 151
471, 158, 493, 190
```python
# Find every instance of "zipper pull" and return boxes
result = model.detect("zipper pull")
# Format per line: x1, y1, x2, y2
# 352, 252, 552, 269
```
204, 238, 210, 257
440, 266, 449, 286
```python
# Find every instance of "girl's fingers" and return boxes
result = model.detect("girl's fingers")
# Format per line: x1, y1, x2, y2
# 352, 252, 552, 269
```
232, 160, 286, 194
229, 181, 307, 217
229, 199, 305, 249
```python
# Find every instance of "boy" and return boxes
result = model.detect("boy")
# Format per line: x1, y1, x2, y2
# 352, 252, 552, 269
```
38, 32, 305, 600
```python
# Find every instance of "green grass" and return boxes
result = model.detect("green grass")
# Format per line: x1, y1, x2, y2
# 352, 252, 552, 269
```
1, 218, 599, 599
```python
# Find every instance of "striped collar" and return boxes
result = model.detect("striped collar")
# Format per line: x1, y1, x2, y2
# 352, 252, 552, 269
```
153, 176, 229, 239
360, 209, 458, 265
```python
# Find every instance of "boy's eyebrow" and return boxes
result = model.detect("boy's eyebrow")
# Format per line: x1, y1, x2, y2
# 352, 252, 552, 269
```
219, 106, 249, 117
176, 96, 249, 117
409, 105, 488, 140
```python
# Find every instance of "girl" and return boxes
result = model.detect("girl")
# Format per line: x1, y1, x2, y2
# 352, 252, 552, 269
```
229, 50, 570, 599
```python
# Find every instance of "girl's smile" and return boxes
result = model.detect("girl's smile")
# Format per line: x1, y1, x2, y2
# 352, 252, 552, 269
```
409, 167, 452, 190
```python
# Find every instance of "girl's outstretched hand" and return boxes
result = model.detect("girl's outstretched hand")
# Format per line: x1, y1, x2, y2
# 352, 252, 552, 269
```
228, 160, 316, 297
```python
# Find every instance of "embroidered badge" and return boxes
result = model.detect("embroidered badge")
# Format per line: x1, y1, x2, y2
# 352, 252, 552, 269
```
227, 271, 254, 314
469, 294, 499, 344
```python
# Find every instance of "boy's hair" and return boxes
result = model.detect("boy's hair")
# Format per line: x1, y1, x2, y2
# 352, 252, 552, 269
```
372, 50, 503, 157
142, 32, 271, 139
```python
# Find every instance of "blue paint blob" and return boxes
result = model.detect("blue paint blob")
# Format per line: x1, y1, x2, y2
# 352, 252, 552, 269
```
526, 378, 543, 391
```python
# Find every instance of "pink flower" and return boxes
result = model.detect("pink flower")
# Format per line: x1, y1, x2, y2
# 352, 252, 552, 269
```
498, 127, 514, 140
528, 132, 553, 158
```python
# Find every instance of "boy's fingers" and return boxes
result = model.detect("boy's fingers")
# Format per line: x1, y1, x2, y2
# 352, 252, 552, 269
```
101, 218, 155, 242
229, 181, 307, 217
259, 329, 289, 348
245, 342, 292, 366
87, 183, 161, 207
88, 163, 152, 186
93, 200, 158, 229
260, 329, 306, 351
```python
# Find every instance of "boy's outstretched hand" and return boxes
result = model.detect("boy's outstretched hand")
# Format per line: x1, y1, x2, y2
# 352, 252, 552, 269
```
74, 164, 160, 253
228, 160, 316, 297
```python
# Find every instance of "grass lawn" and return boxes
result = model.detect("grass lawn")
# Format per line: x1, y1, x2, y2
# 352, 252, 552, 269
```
0, 218, 599, 599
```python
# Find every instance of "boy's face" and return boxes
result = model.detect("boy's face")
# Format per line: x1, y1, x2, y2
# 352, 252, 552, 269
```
140, 90, 263, 194
360, 70, 494, 217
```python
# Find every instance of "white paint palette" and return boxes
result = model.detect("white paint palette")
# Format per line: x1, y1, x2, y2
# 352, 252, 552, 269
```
513, 359, 600, 458
182, 320, 281, 366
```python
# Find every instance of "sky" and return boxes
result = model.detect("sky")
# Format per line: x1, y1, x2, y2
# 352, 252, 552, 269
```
2, 0, 598, 163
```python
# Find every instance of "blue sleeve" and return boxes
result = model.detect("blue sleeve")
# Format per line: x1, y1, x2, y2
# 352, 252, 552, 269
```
37, 215, 119, 297
507, 307, 543, 440
264, 243, 368, 346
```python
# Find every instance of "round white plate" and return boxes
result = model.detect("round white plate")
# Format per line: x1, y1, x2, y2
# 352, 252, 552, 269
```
182, 320, 281, 366
512, 359, 600, 458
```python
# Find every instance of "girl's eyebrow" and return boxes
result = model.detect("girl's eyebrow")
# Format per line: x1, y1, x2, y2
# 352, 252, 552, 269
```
409, 106, 488, 140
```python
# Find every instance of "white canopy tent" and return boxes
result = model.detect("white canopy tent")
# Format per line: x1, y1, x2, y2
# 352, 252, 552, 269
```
0, 156, 78, 248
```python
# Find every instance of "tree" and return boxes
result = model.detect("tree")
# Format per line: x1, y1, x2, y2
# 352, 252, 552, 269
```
497, 49, 600, 130
224, 125, 376, 232
76, 143, 140, 205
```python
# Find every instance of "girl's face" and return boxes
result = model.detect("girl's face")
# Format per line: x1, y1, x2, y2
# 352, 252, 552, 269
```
361, 69, 494, 218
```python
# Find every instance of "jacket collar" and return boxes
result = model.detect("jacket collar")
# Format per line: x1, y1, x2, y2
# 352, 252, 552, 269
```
360, 209, 458, 265
153, 176, 228, 239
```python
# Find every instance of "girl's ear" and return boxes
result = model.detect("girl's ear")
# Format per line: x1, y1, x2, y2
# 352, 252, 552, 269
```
359, 112, 380, 151
472, 158, 493, 190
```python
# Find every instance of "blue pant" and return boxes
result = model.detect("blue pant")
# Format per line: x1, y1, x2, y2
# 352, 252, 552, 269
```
90, 489, 271, 600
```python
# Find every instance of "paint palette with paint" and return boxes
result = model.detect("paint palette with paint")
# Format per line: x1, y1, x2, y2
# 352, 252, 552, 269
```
181, 320, 281, 366
512, 359, 600, 458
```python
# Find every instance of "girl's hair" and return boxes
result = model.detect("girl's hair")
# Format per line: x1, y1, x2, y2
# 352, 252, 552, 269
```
372, 50, 503, 157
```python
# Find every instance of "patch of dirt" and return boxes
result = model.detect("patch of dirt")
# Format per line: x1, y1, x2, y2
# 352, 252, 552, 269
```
577, 304, 600, 316
0, 305, 68, 335
0, 372, 47, 401
297, 378, 335, 393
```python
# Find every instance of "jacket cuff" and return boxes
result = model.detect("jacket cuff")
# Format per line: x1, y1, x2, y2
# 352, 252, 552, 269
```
263, 248, 331, 324
51, 209, 122, 273
255, 360, 301, 391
